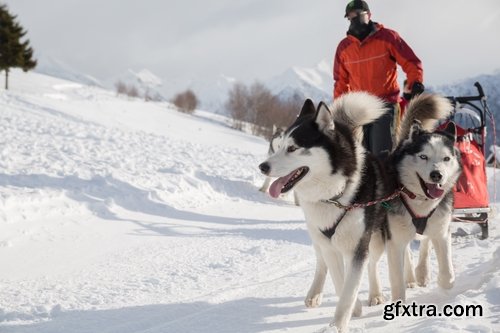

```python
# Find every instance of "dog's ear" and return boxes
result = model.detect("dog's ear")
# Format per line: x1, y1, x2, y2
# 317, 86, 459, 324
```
315, 102, 334, 132
443, 121, 457, 143
409, 119, 423, 141
298, 99, 316, 118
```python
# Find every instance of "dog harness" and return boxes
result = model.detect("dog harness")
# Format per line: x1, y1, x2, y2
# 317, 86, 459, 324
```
320, 210, 349, 239
320, 186, 405, 239
399, 189, 437, 235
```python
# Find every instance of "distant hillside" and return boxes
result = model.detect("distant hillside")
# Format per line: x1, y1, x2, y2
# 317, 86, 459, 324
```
31, 55, 500, 134
35, 55, 102, 87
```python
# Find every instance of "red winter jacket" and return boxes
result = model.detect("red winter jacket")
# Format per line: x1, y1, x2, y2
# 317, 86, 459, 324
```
333, 23, 423, 104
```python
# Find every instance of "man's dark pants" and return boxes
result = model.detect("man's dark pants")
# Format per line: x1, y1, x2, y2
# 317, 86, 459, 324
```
363, 103, 398, 157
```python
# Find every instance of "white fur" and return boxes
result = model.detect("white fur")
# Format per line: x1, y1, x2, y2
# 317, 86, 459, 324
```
331, 92, 388, 127
331, 92, 388, 142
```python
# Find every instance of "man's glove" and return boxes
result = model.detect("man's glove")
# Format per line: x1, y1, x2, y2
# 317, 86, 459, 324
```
410, 82, 425, 99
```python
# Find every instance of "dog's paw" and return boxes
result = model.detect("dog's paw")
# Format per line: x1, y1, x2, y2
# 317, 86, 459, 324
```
415, 265, 430, 287
405, 269, 417, 288
317, 324, 339, 333
407, 281, 418, 289
258, 187, 267, 193
368, 294, 386, 306
305, 293, 323, 308
437, 275, 455, 289
352, 299, 362, 317
416, 277, 429, 287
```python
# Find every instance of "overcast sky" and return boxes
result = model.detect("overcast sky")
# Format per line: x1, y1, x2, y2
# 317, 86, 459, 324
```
3, 0, 500, 86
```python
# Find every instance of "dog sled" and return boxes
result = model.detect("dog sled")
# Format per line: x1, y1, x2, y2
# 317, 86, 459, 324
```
442, 82, 493, 239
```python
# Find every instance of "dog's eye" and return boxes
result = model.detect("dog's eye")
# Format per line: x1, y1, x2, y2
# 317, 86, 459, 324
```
287, 146, 297, 153
419, 154, 428, 160
443, 156, 451, 162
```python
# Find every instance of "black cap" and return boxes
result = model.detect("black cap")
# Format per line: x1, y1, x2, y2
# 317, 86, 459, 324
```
344, 0, 370, 17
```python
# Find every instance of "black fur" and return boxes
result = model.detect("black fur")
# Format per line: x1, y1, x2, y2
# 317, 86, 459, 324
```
287, 112, 358, 178
353, 154, 391, 265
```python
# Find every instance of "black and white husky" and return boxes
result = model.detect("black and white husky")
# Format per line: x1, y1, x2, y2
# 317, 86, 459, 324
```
368, 94, 461, 304
259, 92, 389, 332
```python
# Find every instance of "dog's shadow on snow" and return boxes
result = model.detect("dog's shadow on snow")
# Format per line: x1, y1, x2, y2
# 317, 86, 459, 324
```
0, 296, 330, 333
0, 173, 309, 245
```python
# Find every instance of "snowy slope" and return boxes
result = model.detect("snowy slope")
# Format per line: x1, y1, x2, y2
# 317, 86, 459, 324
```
0, 69, 499, 333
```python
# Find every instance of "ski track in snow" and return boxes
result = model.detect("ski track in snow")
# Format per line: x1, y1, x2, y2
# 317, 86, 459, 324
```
0, 70, 499, 333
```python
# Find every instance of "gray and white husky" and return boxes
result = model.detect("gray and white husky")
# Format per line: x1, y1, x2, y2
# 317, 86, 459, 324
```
368, 94, 461, 305
259, 92, 389, 332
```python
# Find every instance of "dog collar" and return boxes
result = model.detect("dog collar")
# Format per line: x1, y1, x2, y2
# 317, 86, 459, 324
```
321, 191, 346, 208
321, 185, 347, 204
400, 185, 417, 199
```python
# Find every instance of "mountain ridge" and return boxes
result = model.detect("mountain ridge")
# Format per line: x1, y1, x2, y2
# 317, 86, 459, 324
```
33, 56, 499, 126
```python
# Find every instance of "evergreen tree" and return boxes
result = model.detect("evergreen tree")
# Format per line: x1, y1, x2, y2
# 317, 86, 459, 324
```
0, 4, 37, 90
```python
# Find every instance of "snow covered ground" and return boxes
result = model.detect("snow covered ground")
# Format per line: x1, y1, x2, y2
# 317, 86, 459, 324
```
0, 69, 499, 333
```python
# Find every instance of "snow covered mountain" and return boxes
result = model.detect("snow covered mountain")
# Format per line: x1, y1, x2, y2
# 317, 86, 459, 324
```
30, 55, 499, 124
180, 74, 237, 113
181, 60, 332, 114
34, 55, 102, 87
35, 56, 331, 113
102, 70, 237, 112
266, 59, 332, 103
103, 68, 165, 101
182, 62, 333, 114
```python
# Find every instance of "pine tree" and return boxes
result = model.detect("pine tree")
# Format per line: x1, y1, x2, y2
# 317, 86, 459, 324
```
0, 4, 37, 90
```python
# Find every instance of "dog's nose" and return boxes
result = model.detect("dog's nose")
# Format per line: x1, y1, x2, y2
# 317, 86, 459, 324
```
430, 170, 443, 183
259, 162, 270, 175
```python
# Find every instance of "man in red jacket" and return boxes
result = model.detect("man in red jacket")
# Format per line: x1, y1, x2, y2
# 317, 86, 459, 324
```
334, 0, 424, 156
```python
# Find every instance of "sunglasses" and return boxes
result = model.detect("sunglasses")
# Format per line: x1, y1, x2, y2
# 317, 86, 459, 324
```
346, 10, 368, 21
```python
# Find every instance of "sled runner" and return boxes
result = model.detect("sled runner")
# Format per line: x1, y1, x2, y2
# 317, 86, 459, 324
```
443, 82, 493, 239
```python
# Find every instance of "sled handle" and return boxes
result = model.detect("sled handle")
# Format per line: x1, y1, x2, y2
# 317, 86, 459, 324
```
474, 82, 485, 99
448, 82, 485, 103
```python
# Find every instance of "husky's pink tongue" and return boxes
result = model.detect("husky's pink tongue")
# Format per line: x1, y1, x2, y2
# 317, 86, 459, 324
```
426, 183, 444, 199
269, 172, 295, 198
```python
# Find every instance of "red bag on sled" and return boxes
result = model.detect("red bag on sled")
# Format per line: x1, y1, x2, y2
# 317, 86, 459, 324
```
453, 127, 489, 209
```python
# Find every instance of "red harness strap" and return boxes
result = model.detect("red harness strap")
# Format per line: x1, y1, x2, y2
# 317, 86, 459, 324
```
320, 187, 405, 239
